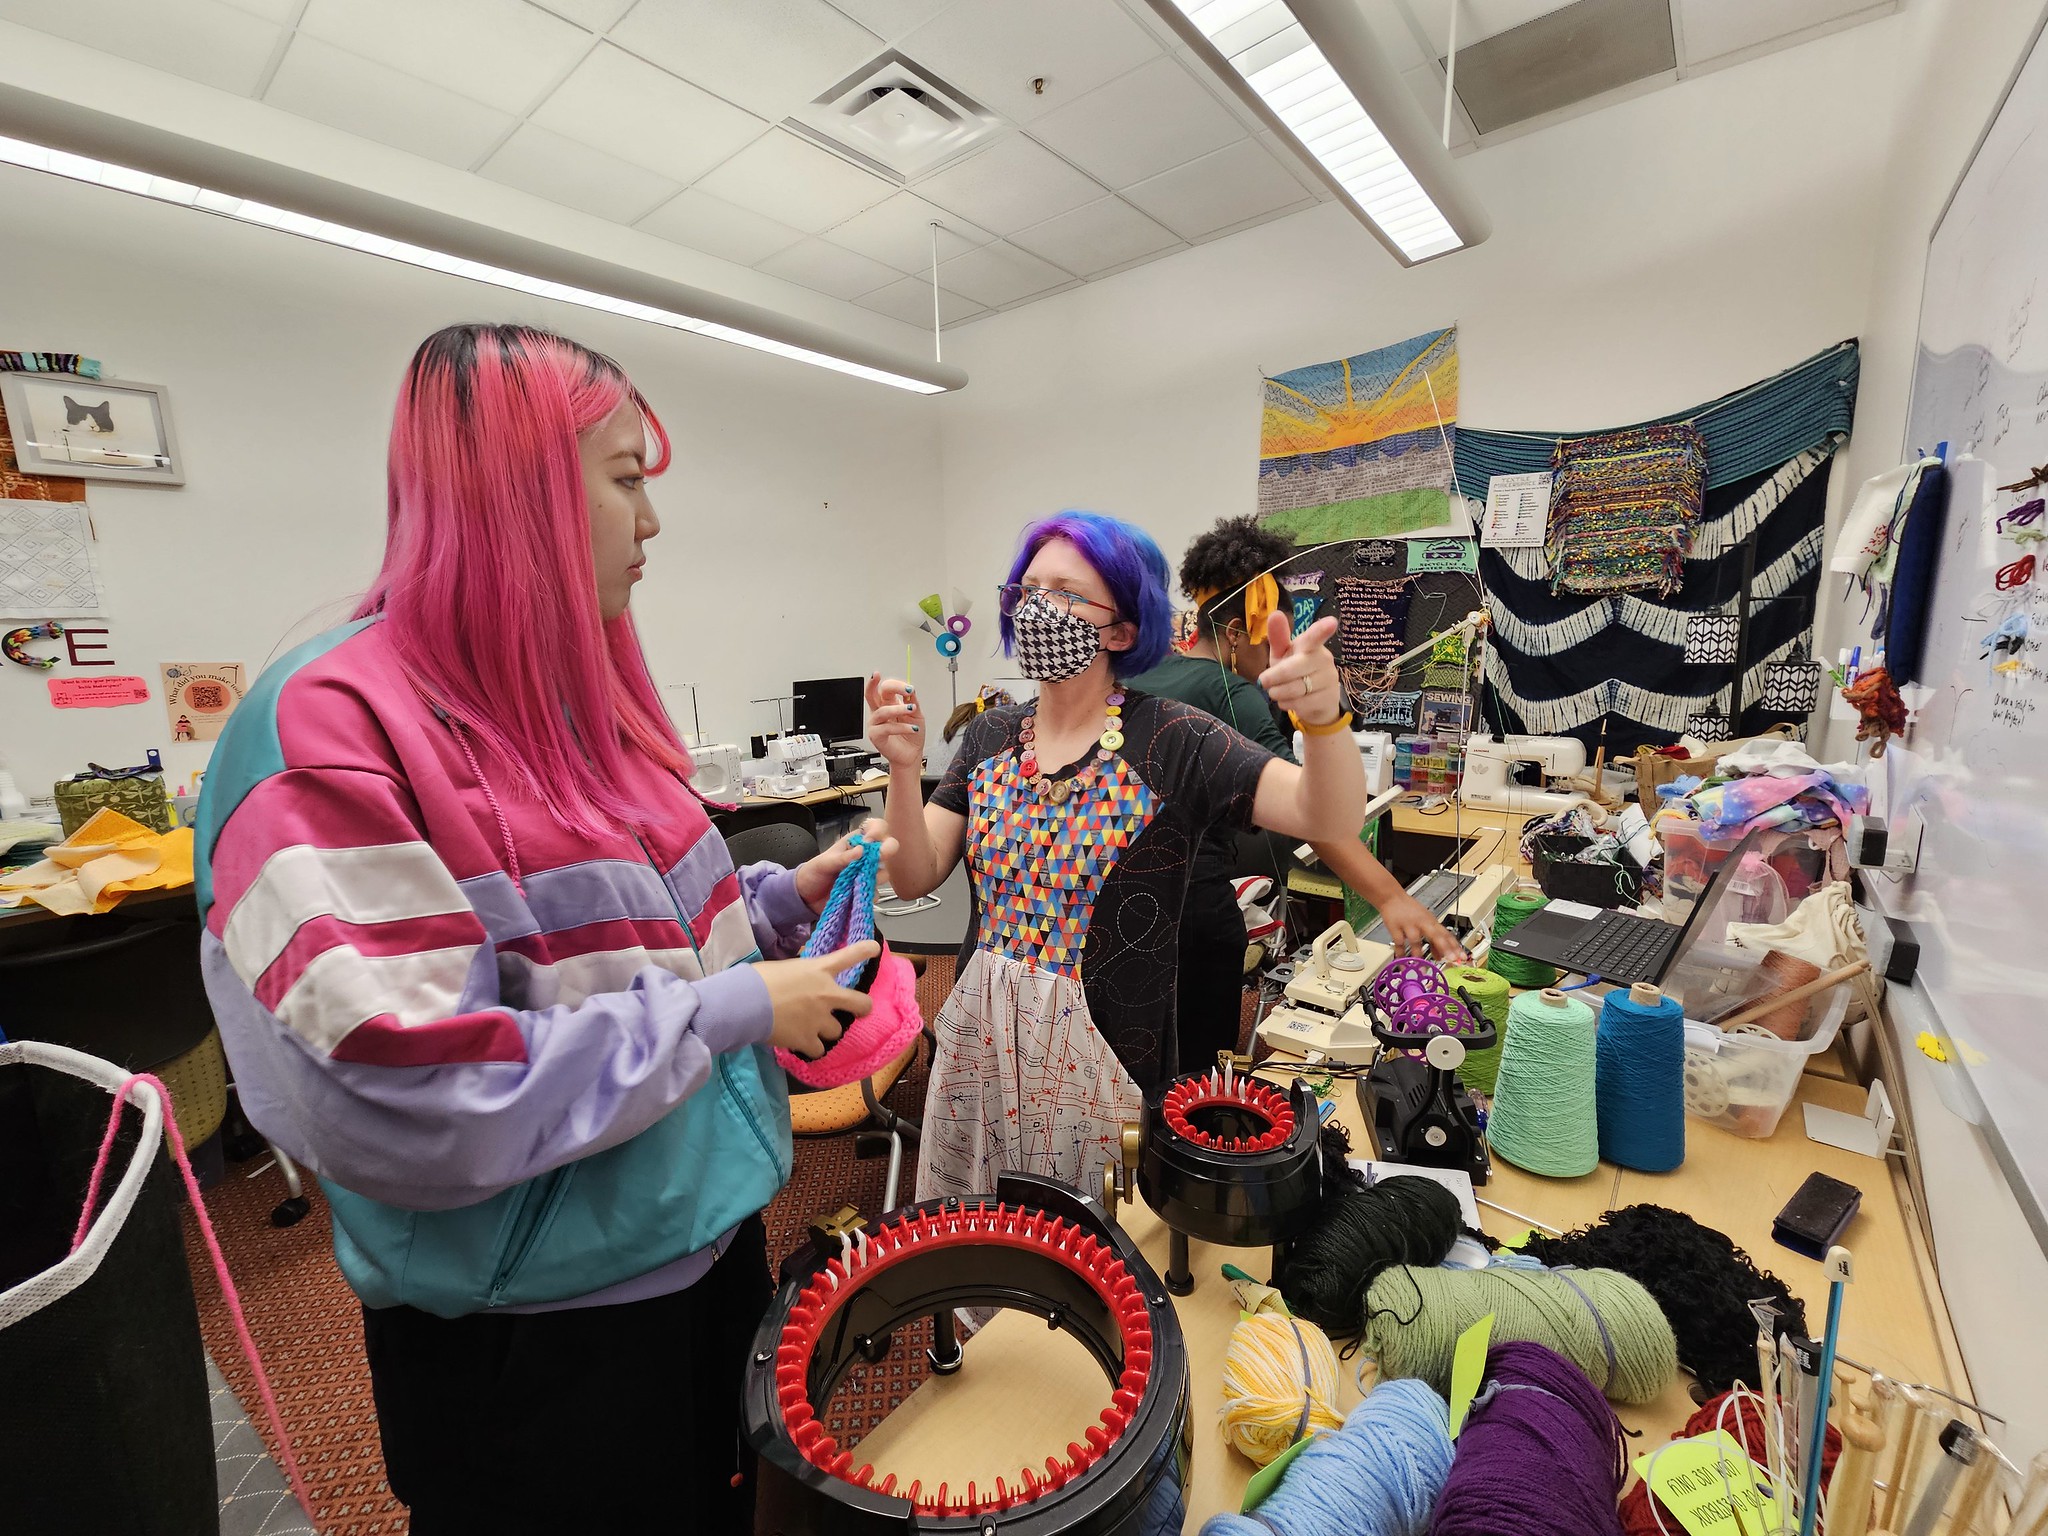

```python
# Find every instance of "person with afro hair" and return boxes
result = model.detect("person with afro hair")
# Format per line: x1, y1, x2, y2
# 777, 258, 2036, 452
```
1126, 516, 1465, 1065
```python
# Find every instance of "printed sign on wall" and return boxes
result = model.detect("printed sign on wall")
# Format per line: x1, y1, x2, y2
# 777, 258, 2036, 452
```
160, 661, 246, 742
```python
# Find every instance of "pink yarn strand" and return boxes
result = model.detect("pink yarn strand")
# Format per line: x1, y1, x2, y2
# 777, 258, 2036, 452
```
71, 1072, 318, 1530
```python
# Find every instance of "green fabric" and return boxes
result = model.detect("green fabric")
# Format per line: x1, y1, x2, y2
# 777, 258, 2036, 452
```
1124, 653, 1294, 760
1262, 487, 1449, 543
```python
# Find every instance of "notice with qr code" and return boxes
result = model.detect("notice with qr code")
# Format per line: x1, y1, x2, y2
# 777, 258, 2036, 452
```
160, 661, 246, 742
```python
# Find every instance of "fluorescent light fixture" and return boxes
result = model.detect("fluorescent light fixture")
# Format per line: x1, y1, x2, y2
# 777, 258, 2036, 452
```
1148, 0, 1488, 265
0, 87, 965, 394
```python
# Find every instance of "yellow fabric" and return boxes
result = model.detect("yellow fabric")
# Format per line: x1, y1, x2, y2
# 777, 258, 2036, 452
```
1193, 573, 1281, 642
0, 808, 194, 914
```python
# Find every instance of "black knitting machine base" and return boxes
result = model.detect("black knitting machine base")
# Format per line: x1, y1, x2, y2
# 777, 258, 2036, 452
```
743, 1172, 1190, 1535
1355, 957, 1496, 1187
1109, 1058, 1324, 1297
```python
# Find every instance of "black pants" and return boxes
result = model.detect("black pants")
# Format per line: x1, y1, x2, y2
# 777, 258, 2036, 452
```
362, 1215, 772, 1535
1176, 874, 1250, 1072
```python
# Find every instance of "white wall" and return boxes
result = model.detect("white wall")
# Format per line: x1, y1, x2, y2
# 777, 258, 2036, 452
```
932, 15, 1906, 697
0, 160, 944, 800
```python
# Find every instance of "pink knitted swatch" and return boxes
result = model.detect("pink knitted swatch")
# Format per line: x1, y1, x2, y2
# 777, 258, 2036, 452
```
777, 942, 925, 1089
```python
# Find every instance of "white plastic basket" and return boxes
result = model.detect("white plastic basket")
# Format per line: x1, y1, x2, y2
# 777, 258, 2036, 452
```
1680, 983, 1850, 1138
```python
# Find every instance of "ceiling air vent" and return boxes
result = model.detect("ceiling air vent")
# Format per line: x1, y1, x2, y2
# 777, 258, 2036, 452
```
786, 52, 999, 185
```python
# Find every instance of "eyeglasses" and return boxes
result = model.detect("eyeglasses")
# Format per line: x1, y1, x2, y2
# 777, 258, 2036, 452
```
997, 582, 1119, 622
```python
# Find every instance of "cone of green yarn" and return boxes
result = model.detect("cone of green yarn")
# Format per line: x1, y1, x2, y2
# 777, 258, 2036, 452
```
1486, 988, 1599, 1177
1487, 889, 1560, 988
1439, 963, 1512, 1094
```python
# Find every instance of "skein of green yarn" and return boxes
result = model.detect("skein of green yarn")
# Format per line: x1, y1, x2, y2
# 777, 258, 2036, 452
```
1487, 890, 1560, 988
1487, 989, 1600, 1177
1360, 1264, 1678, 1403
1439, 964, 1512, 1094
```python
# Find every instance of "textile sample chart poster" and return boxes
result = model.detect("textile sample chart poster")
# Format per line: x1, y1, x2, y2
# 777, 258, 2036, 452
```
1259, 327, 1459, 543
0, 498, 106, 620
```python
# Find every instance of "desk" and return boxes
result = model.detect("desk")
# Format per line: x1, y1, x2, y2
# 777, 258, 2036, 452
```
741, 779, 888, 811
856, 1072, 1954, 1520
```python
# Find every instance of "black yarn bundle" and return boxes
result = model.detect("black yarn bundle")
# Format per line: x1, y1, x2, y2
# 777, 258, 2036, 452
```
1276, 1128, 1465, 1337
1521, 1204, 1807, 1394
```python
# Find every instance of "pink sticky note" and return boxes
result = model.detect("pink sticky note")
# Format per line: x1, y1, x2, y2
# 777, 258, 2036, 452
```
48, 675, 151, 709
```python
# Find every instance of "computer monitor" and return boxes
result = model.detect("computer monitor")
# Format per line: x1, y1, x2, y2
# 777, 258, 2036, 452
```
791, 676, 866, 745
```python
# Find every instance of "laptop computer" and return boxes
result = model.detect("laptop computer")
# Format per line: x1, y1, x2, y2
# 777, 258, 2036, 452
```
1488, 828, 1763, 985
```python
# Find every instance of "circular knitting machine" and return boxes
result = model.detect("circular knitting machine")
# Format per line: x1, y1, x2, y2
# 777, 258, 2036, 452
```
1106, 1057, 1324, 1296
744, 1172, 1190, 1535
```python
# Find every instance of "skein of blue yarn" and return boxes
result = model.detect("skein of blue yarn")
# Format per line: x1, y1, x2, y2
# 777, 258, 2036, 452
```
1595, 984, 1687, 1173
1199, 1378, 1453, 1536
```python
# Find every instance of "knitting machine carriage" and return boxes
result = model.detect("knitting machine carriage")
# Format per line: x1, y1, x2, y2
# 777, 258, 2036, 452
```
1252, 921, 1389, 1064
1101, 1055, 1326, 1297
1355, 957, 1496, 1186
744, 1173, 1190, 1535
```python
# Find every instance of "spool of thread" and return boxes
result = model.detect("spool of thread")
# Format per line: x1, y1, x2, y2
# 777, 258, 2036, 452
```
1277, 1176, 1464, 1337
1620, 1388, 1844, 1536
1595, 983, 1687, 1173
1748, 949, 1824, 1040
1432, 1342, 1629, 1536
1488, 889, 1560, 988
1486, 990, 1599, 1178
1618, 803, 1656, 868
1439, 964, 1511, 1093
1219, 1311, 1345, 1466
1198, 1378, 1452, 1536
1359, 1265, 1677, 1404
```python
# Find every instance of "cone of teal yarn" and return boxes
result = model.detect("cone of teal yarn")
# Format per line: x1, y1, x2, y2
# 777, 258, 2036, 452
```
1439, 964, 1512, 1095
1486, 989, 1599, 1177
1487, 889, 1559, 988
1595, 983, 1687, 1173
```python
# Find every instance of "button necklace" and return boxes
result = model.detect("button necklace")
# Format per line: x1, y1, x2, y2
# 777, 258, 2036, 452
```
1019, 690, 1125, 804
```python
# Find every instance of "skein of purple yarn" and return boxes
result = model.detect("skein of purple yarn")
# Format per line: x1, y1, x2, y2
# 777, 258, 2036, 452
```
1428, 1341, 1630, 1536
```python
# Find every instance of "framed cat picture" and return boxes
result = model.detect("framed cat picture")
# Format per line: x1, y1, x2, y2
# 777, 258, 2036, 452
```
0, 373, 183, 485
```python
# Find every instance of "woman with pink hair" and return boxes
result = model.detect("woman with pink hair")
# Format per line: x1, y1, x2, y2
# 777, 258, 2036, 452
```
197, 323, 879, 1533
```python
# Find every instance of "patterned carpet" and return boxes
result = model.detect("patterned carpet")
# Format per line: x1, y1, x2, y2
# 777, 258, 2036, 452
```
186, 957, 957, 1535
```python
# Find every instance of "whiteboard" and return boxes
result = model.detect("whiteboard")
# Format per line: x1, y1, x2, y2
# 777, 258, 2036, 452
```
1888, 11, 2048, 1248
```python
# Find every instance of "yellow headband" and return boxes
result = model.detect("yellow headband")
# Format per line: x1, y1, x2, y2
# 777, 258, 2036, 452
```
1194, 574, 1281, 642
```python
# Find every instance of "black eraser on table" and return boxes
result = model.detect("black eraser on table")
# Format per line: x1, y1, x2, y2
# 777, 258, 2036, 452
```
1773, 1172, 1861, 1259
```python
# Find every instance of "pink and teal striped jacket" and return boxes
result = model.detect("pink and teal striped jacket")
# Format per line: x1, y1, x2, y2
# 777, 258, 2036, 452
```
196, 618, 804, 1317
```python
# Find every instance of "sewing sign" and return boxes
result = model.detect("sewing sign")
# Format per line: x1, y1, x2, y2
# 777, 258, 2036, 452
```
1480, 472, 1551, 549
48, 674, 149, 709
159, 661, 246, 742
1633, 1431, 1784, 1536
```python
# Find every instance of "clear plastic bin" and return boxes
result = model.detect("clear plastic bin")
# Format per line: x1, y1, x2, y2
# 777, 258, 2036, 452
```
1678, 980, 1849, 1139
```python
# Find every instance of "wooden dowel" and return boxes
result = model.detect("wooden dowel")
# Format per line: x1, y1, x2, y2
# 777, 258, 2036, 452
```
1716, 959, 1872, 1033
1827, 1410, 1885, 1536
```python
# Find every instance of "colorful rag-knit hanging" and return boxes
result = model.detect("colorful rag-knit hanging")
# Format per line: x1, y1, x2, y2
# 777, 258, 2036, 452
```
1544, 422, 1708, 596
0, 352, 101, 378
1259, 328, 1459, 542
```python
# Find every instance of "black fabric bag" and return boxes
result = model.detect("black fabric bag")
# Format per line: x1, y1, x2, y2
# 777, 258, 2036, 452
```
0, 1043, 213, 1535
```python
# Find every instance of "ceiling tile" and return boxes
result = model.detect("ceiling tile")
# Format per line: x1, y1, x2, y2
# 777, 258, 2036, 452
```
693, 129, 896, 232
0, 0, 281, 94
610, 0, 882, 121
636, 188, 808, 265
222, 0, 306, 21
856, 275, 986, 327
297, 0, 589, 114
938, 240, 1072, 307
480, 123, 679, 223
1402, 0, 1583, 49
898, 0, 1162, 124
531, 44, 767, 185
912, 133, 1106, 235
757, 238, 904, 300
1121, 137, 1309, 241
1676, 0, 1882, 64
1029, 54, 1243, 189
823, 192, 993, 271
1010, 196, 1179, 277
825, 0, 954, 42
264, 36, 517, 169
528, 0, 635, 29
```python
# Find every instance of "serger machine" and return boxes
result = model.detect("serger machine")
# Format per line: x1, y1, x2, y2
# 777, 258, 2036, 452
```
762, 732, 829, 797
1458, 734, 1599, 817
1103, 1055, 1325, 1296
744, 1174, 1190, 1535
1355, 957, 1495, 1186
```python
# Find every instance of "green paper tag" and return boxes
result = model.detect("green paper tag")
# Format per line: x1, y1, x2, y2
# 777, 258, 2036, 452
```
1241, 1431, 1317, 1513
1500, 1227, 1537, 1251
1447, 1312, 1494, 1438
1631, 1431, 1785, 1536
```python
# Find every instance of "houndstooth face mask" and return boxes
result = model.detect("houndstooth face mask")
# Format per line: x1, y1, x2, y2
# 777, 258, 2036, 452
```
1012, 590, 1103, 682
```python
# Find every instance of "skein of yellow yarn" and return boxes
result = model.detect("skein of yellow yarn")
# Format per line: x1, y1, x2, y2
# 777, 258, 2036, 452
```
1219, 1309, 1345, 1465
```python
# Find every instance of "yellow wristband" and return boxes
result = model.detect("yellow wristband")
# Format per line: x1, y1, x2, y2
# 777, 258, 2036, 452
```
1291, 710, 1354, 737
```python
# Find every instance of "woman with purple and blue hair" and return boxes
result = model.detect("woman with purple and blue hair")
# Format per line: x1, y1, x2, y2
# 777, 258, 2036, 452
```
865, 510, 1365, 1208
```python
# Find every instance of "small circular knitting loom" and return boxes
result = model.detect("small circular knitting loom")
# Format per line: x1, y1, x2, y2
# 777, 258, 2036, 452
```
1104, 1056, 1324, 1297
743, 1172, 1191, 1534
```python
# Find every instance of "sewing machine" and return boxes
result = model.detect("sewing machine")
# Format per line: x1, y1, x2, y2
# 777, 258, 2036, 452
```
1294, 725, 1394, 795
1255, 921, 1392, 1064
1458, 733, 1598, 817
688, 742, 745, 799
761, 732, 828, 797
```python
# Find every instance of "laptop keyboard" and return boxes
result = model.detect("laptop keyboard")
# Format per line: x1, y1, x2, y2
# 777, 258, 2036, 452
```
1559, 911, 1674, 978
